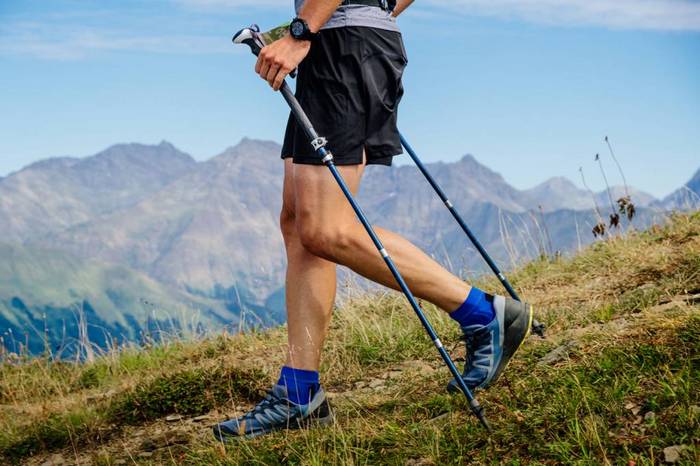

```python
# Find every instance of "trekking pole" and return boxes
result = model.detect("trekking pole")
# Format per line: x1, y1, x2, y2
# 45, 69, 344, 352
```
399, 134, 546, 337
233, 26, 492, 432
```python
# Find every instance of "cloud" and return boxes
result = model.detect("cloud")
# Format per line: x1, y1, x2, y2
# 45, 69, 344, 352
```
177, 0, 700, 31
4, 0, 697, 61
423, 0, 700, 31
175, 0, 287, 9
0, 22, 231, 60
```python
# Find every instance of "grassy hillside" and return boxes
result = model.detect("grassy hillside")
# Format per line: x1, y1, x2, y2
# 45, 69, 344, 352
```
1, 213, 699, 465
0, 243, 238, 356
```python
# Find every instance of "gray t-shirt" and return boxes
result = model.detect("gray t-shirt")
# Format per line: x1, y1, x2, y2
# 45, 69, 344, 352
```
294, 2, 400, 32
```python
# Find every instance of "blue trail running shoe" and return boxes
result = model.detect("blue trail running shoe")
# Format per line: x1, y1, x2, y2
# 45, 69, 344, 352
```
212, 384, 333, 440
447, 295, 534, 393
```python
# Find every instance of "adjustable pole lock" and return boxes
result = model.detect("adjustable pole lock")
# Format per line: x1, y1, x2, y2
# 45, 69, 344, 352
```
311, 137, 328, 150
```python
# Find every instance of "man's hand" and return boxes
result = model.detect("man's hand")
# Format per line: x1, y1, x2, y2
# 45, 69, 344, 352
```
392, 0, 415, 17
255, 34, 311, 91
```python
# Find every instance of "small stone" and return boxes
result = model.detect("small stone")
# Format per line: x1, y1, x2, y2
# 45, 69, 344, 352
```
328, 390, 352, 399
663, 445, 687, 463
538, 341, 578, 365
644, 411, 656, 422
405, 458, 434, 466
40, 453, 65, 466
166, 414, 183, 422
368, 378, 384, 389
138, 452, 153, 458
428, 413, 449, 423
385, 370, 403, 379
624, 402, 641, 415
355, 381, 367, 389
400, 360, 435, 374
144, 430, 190, 450
191, 414, 210, 422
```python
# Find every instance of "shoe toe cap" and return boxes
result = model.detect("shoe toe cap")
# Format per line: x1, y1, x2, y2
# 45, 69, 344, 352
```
446, 371, 485, 393
212, 419, 243, 439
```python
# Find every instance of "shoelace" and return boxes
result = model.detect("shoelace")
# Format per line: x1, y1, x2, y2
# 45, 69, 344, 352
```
461, 325, 493, 373
243, 390, 297, 426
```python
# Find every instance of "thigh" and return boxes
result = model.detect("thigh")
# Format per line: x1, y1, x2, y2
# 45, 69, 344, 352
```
280, 159, 299, 244
282, 158, 296, 220
293, 158, 366, 232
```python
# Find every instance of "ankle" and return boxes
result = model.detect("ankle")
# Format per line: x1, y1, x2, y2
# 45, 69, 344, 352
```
449, 288, 495, 327
277, 366, 320, 405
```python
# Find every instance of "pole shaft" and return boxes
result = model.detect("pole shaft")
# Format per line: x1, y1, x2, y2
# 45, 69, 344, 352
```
324, 156, 489, 430
400, 134, 520, 300
399, 134, 545, 336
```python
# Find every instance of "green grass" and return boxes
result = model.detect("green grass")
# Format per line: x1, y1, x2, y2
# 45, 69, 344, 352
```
1, 212, 699, 465
177, 317, 698, 466
109, 366, 266, 424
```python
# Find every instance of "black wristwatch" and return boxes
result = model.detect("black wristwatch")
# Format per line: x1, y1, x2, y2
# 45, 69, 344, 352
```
289, 17, 317, 41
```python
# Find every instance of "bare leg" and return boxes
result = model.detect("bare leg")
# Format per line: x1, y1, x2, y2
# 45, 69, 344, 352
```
295, 162, 471, 313
281, 159, 365, 371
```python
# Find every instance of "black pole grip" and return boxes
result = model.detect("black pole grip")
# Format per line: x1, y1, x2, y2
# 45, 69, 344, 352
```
243, 38, 261, 56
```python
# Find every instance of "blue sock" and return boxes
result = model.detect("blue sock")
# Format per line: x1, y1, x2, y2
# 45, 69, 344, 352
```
277, 366, 320, 405
450, 288, 495, 327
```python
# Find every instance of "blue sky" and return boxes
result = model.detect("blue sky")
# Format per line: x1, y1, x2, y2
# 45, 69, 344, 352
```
1, 0, 698, 198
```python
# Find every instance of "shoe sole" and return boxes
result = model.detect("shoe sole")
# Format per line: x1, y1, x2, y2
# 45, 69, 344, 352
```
213, 410, 334, 442
245, 411, 334, 439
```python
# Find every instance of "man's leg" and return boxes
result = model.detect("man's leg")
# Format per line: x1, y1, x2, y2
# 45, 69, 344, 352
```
280, 158, 365, 372
211, 159, 365, 441
294, 163, 470, 313
294, 160, 532, 395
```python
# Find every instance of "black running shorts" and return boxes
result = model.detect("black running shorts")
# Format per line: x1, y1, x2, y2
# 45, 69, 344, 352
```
281, 26, 407, 166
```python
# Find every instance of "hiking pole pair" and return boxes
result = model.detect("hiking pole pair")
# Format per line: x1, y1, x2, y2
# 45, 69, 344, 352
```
399, 136, 546, 337
232, 25, 492, 432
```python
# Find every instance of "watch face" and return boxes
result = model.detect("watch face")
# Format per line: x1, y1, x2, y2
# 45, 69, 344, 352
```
291, 21, 304, 37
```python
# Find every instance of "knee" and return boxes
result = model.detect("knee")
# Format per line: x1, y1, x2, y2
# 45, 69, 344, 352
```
297, 215, 354, 261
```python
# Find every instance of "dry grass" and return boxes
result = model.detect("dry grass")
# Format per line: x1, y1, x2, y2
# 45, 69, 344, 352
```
1, 212, 699, 465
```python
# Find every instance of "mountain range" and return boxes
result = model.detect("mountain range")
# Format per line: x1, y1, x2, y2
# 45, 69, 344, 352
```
1, 139, 696, 355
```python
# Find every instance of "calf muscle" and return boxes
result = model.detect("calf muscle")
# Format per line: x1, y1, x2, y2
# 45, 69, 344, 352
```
292, 162, 470, 313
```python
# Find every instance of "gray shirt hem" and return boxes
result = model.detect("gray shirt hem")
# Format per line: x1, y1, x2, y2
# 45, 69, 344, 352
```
294, 4, 400, 33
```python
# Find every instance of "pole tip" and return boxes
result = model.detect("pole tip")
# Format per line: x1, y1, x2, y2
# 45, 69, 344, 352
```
532, 320, 546, 338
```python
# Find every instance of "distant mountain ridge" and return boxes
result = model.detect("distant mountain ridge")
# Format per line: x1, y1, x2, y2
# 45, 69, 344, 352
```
522, 176, 656, 213
0, 141, 196, 244
0, 139, 695, 354
657, 168, 700, 210
39, 139, 286, 306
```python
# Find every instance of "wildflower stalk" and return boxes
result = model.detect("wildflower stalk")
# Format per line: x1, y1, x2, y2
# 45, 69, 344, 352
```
605, 136, 636, 221
579, 167, 607, 238
596, 153, 620, 229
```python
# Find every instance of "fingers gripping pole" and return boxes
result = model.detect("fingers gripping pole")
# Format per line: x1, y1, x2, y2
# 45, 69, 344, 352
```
399, 134, 546, 338
233, 27, 491, 430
